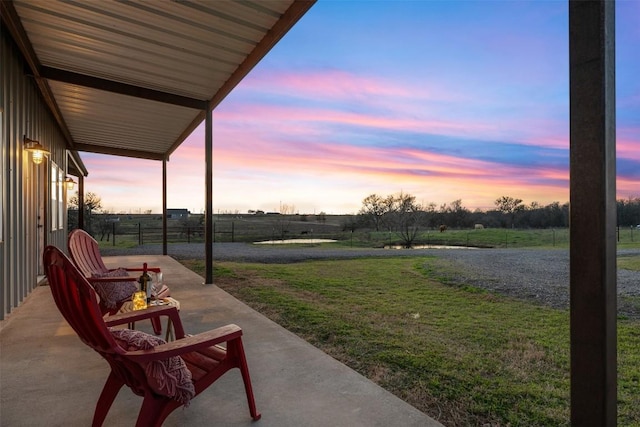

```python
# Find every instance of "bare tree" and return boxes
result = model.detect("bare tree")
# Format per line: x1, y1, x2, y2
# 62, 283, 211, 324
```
436, 199, 470, 228
495, 196, 525, 228
386, 192, 423, 248
68, 191, 103, 234
358, 194, 388, 231
424, 202, 438, 228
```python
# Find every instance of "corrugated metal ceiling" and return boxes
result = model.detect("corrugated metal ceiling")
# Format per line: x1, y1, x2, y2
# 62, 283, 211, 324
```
3, 0, 314, 163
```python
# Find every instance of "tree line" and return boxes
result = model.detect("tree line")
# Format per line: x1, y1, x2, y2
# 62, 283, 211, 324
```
68, 190, 640, 247
357, 193, 640, 236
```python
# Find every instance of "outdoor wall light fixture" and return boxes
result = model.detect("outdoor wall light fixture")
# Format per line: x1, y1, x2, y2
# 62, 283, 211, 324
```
23, 135, 49, 165
64, 177, 76, 191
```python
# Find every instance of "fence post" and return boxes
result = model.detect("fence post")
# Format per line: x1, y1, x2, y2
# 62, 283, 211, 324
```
138, 222, 142, 245
213, 222, 216, 243
112, 222, 116, 246
232, 221, 235, 242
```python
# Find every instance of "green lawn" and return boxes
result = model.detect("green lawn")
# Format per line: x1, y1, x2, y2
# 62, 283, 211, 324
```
178, 256, 639, 426
619, 254, 640, 271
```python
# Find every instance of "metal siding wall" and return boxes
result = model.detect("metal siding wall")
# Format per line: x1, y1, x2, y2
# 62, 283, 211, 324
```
1, 31, 4, 314
0, 28, 4, 316
16, 56, 26, 306
1, 26, 68, 320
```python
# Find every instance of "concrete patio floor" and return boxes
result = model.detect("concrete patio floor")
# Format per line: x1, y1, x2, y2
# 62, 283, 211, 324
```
1, 254, 443, 426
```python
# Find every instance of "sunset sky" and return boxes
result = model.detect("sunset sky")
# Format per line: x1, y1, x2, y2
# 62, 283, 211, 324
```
79, 1, 639, 215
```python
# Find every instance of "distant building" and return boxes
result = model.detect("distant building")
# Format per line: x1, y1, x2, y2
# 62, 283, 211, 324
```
167, 209, 190, 219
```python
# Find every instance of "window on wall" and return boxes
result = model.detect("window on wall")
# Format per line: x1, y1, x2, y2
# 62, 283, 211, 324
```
51, 162, 63, 231
58, 166, 64, 228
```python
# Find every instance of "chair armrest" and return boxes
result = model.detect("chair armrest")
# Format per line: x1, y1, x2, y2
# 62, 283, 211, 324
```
105, 305, 185, 338
105, 305, 175, 325
88, 276, 137, 283
126, 324, 243, 362
120, 267, 161, 274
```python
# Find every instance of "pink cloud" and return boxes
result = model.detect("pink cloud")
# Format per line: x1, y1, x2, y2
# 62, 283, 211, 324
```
233, 68, 576, 148
617, 128, 640, 161
80, 59, 636, 214
240, 69, 466, 104
215, 102, 498, 145
209, 133, 570, 202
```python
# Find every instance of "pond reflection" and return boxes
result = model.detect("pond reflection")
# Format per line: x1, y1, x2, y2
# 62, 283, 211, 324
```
254, 239, 338, 245
384, 245, 479, 249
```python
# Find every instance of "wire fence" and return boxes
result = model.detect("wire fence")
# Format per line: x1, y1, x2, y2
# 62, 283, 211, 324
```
91, 221, 344, 246
86, 221, 638, 249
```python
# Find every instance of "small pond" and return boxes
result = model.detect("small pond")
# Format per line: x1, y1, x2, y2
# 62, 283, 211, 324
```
254, 239, 338, 245
384, 245, 479, 249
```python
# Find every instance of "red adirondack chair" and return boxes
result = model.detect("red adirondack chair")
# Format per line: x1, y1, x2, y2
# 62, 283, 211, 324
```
44, 245, 261, 426
68, 228, 168, 335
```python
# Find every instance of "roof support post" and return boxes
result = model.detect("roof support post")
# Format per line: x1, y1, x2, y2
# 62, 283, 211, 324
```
78, 176, 85, 230
205, 109, 213, 284
569, 1, 616, 424
162, 159, 167, 256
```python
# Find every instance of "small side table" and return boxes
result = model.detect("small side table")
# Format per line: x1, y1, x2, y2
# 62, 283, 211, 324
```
117, 297, 181, 341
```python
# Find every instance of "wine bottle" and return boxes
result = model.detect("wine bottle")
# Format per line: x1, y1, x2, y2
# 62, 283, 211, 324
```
138, 263, 152, 303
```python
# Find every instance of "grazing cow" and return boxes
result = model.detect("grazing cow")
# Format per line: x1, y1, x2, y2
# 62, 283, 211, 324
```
439, 224, 447, 233
474, 224, 484, 230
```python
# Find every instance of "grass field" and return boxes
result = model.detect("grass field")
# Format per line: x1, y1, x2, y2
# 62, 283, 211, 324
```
97, 215, 639, 424
94, 212, 640, 250
178, 255, 640, 426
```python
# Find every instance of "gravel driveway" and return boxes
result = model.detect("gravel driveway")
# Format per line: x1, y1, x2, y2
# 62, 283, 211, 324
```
102, 243, 640, 319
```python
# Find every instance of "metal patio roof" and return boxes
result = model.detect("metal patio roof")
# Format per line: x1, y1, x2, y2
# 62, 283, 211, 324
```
2, 0, 315, 171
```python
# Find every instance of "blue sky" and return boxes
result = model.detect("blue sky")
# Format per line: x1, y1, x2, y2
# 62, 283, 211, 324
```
82, 1, 639, 215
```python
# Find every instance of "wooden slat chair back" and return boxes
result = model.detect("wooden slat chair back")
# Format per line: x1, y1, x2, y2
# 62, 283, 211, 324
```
68, 228, 165, 335
68, 228, 162, 277
68, 228, 111, 276
43, 245, 261, 426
